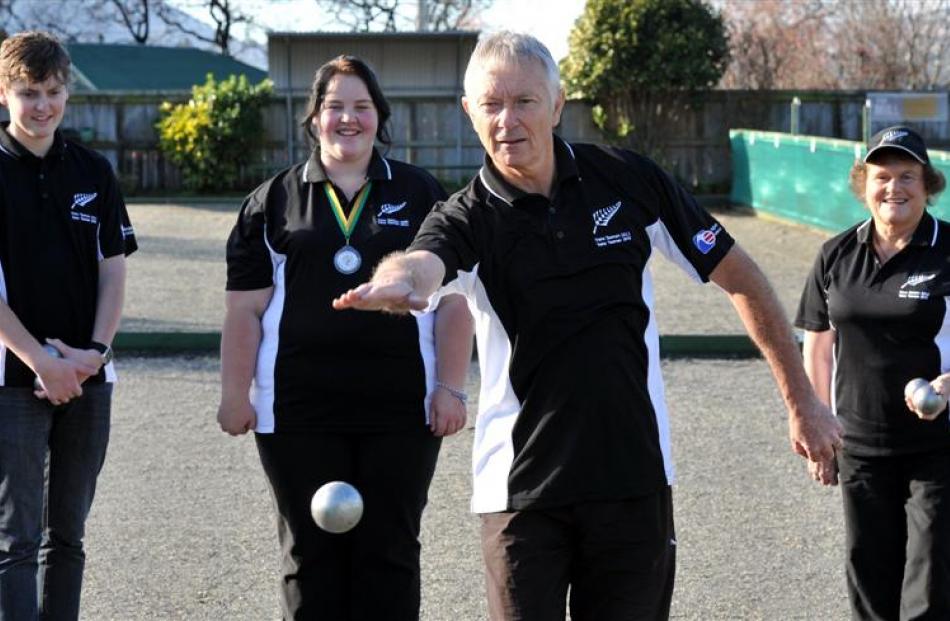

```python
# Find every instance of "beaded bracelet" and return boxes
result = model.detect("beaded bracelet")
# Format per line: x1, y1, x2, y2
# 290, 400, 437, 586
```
436, 381, 468, 404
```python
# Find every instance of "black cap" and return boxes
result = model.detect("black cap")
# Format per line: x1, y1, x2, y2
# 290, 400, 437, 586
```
865, 125, 930, 165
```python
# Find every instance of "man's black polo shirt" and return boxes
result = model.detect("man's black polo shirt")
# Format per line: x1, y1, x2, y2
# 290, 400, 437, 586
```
0, 124, 137, 387
795, 213, 950, 456
410, 137, 735, 512
226, 149, 447, 433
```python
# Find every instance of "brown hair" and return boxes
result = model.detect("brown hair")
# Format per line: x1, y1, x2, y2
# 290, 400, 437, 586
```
300, 55, 391, 146
849, 153, 947, 206
0, 31, 71, 87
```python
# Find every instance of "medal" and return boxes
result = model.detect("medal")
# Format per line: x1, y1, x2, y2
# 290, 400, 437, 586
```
324, 181, 373, 275
333, 245, 362, 274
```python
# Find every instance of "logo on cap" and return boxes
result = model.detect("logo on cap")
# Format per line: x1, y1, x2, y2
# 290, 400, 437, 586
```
881, 130, 909, 142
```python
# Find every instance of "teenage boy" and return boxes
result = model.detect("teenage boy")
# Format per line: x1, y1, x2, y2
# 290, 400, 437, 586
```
0, 31, 136, 620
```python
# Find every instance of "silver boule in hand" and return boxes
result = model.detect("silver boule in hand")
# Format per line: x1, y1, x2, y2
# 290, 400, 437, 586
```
34, 343, 63, 391
906, 378, 948, 419
904, 378, 930, 401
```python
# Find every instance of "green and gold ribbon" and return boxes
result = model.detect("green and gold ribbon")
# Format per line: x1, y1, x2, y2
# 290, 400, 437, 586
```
324, 181, 373, 243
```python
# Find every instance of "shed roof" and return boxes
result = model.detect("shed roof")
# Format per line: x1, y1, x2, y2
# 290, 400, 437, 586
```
67, 44, 268, 92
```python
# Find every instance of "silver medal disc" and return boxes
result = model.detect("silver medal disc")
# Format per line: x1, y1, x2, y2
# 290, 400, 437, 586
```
333, 245, 362, 274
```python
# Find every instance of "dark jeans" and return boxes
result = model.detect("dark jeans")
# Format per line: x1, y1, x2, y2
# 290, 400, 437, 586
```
839, 449, 950, 621
0, 384, 112, 621
480, 486, 676, 621
255, 427, 441, 621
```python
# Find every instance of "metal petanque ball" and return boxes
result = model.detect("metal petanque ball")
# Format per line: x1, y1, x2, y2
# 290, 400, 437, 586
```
310, 481, 363, 534
33, 344, 63, 390
912, 384, 948, 419
904, 378, 931, 401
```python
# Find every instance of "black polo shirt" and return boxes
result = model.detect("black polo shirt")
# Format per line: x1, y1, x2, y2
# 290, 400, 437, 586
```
410, 137, 735, 512
0, 124, 137, 387
795, 213, 950, 456
226, 149, 447, 433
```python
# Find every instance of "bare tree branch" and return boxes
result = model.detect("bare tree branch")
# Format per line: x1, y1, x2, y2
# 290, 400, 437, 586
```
157, 0, 250, 55
110, 0, 150, 44
719, 0, 950, 90
316, 0, 489, 32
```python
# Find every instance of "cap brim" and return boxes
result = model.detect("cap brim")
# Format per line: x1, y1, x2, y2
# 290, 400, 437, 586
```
864, 144, 927, 164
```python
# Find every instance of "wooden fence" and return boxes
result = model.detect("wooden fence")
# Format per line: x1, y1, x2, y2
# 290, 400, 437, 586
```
1, 90, 945, 194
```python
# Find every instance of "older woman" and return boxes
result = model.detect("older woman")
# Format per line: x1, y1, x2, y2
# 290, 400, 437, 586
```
796, 125, 949, 620
217, 56, 473, 620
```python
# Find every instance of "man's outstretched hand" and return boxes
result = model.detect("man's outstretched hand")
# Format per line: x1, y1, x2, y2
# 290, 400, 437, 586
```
332, 279, 428, 314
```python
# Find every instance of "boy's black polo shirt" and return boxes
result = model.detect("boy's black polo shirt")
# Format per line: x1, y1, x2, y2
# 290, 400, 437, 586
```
226, 149, 447, 433
796, 213, 950, 456
410, 137, 735, 512
0, 124, 137, 387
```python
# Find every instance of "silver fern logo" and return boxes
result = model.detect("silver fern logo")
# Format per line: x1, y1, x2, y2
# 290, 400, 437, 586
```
378, 201, 407, 216
70, 192, 97, 210
592, 201, 622, 234
376, 201, 410, 228
901, 273, 936, 289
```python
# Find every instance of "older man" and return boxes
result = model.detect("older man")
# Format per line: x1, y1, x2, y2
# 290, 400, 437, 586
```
334, 31, 842, 621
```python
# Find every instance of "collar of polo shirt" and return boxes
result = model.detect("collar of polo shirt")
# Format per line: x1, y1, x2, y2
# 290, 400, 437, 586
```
856, 211, 938, 249
301, 146, 393, 185
0, 121, 66, 161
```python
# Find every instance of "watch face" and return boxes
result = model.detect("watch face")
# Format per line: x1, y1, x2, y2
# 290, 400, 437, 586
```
101, 347, 113, 366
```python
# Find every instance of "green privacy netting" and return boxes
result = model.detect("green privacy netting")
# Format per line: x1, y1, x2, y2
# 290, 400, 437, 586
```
730, 129, 950, 232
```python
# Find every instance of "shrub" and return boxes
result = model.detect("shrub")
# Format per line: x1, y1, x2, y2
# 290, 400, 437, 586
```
157, 73, 272, 192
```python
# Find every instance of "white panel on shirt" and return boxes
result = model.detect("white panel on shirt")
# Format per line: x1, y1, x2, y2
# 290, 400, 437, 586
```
645, 218, 720, 483
639, 262, 675, 485
938, 298, 950, 375
415, 310, 437, 425
252, 237, 287, 434
428, 265, 520, 514
936, 298, 950, 430
647, 218, 704, 283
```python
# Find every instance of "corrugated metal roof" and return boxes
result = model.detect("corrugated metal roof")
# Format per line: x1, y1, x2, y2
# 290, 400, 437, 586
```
67, 44, 268, 92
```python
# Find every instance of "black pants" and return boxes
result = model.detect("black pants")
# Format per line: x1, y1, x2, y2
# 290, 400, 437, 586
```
255, 428, 441, 621
838, 449, 950, 621
480, 486, 676, 621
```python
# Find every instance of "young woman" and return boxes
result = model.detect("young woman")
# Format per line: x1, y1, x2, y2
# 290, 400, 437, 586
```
218, 56, 473, 620
796, 125, 949, 620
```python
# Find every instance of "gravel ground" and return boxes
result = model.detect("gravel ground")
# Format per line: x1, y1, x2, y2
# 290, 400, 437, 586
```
123, 201, 832, 336
123, 202, 235, 333
81, 356, 848, 621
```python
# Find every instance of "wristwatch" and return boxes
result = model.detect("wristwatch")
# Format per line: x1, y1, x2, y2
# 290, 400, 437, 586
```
89, 341, 113, 366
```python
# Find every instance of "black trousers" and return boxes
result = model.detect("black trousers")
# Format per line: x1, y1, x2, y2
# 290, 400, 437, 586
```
480, 486, 676, 621
838, 449, 950, 621
255, 428, 441, 621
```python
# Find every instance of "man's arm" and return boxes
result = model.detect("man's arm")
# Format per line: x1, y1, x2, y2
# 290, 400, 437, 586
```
801, 329, 838, 485
710, 245, 843, 463
333, 250, 446, 313
429, 294, 474, 437
217, 288, 273, 435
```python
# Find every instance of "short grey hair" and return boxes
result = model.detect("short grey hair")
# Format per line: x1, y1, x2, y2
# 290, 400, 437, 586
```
463, 31, 561, 101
